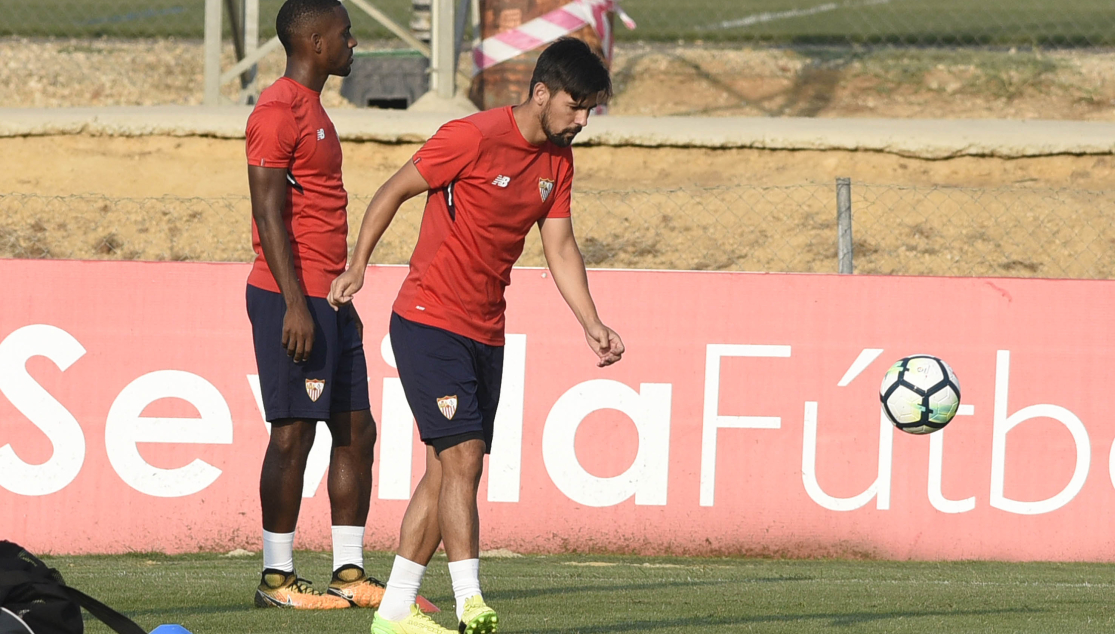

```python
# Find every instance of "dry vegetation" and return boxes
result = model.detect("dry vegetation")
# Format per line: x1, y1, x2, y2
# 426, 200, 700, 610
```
2, 37, 1114, 277
2, 137, 1112, 278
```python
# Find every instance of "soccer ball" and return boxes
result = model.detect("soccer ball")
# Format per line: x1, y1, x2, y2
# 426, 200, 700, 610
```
879, 355, 961, 435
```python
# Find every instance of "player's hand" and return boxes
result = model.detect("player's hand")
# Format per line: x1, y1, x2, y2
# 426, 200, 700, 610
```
585, 322, 624, 367
328, 267, 365, 309
282, 300, 315, 363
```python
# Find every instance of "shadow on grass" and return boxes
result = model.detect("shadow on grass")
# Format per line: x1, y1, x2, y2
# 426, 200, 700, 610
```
117, 605, 255, 617
523, 606, 1043, 633
487, 576, 813, 602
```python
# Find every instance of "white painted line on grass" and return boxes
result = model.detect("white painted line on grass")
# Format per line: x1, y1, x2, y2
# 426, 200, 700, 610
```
703, 0, 894, 32
805, 578, 1115, 589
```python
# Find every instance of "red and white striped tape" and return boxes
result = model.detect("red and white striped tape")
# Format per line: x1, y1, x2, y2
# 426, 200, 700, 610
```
472, 0, 636, 75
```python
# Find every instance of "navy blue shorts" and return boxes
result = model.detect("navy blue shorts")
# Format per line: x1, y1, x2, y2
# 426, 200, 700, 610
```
389, 312, 503, 454
246, 284, 370, 422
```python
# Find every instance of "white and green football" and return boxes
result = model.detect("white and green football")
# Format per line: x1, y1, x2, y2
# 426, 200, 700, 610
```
879, 355, 961, 435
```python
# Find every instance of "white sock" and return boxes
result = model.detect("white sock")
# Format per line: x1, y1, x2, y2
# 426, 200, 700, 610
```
378, 556, 427, 621
331, 525, 365, 572
448, 558, 482, 621
262, 530, 295, 573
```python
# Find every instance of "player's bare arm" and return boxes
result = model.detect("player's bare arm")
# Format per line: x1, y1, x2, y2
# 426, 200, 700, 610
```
249, 164, 315, 363
538, 215, 625, 367
328, 161, 431, 308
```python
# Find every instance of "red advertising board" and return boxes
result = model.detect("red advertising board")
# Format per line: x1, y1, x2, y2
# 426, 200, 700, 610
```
2, 260, 1114, 560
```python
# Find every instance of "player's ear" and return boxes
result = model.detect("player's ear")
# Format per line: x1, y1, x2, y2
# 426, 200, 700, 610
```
532, 82, 550, 107
311, 31, 324, 54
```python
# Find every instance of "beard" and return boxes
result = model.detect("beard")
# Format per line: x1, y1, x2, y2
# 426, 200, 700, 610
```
540, 107, 582, 148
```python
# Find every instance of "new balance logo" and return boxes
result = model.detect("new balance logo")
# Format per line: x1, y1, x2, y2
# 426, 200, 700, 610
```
492, 175, 511, 188
317, 128, 326, 141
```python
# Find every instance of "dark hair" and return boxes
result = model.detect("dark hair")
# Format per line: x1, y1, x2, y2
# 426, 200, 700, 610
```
529, 37, 612, 103
276, 0, 342, 54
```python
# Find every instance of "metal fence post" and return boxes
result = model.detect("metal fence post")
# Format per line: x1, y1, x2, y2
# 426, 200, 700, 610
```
836, 177, 853, 274
431, 0, 456, 97
204, 0, 223, 106
241, 0, 260, 104
454, 0, 470, 70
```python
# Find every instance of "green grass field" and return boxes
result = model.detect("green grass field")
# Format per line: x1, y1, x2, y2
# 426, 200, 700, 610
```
1, 0, 1113, 45
45, 550, 1115, 633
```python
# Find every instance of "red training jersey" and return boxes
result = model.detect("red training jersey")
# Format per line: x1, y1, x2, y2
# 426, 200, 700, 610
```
245, 77, 349, 298
394, 106, 574, 346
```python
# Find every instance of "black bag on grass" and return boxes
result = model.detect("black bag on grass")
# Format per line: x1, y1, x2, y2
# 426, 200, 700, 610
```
0, 541, 145, 634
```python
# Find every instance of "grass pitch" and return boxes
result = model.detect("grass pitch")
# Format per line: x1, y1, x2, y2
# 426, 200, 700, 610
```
46, 551, 1115, 633
1, 0, 1113, 44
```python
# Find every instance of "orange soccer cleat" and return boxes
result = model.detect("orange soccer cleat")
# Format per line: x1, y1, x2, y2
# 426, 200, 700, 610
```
327, 565, 388, 608
326, 565, 440, 612
254, 570, 350, 609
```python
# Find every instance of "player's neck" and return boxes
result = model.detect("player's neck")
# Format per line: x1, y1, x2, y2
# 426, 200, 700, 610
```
283, 59, 328, 93
511, 102, 547, 146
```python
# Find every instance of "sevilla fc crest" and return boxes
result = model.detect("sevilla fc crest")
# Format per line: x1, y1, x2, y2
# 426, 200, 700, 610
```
306, 379, 325, 402
437, 395, 458, 420
539, 178, 555, 202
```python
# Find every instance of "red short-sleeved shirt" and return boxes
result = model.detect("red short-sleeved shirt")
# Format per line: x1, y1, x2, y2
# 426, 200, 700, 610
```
394, 106, 574, 346
245, 77, 349, 298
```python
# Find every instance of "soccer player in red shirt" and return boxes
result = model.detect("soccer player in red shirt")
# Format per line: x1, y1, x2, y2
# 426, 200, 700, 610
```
245, 0, 384, 611
329, 38, 624, 634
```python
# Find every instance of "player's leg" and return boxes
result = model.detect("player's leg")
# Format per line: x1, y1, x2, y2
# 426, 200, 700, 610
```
257, 417, 348, 609
324, 410, 375, 526
247, 285, 348, 610
373, 449, 458, 633
435, 438, 496, 633
325, 303, 375, 529
315, 302, 388, 607
257, 419, 352, 609
449, 340, 503, 634
323, 408, 382, 607
260, 417, 316, 537
373, 314, 474, 633
435, 439, 484, 560
373, 445, 446, 621
372, 459, 453, 634
385, 316, 500, 632
398, 445, 447, 565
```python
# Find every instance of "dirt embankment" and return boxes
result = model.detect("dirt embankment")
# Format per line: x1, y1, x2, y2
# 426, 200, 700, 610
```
3, 37, 1114, 276
2, 135, 1111, 278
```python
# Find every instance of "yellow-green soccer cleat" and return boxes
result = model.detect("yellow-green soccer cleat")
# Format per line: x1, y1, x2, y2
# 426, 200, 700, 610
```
328, 565, 387, 608
371, 603, 456, 634
254, 570, 350, 609
457, 595, 498, 634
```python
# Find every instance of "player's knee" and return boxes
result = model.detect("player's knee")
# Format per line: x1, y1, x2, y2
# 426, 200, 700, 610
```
361, 422, 377, 452
352, 421, 377, 461
438, 439, 486, 481
330, 411, 377, 454
268, 420, 316, 459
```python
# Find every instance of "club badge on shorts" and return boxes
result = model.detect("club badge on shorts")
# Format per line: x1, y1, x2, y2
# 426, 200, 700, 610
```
437, 395, 458, 420
539, 178, 555, 202
306, 379, 325, 402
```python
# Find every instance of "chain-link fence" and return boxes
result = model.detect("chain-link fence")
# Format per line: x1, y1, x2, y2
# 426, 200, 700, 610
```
0, 0, 408, 40
4, 2, 1113, 114
644, 0, 1115, 46
2, 0, 1115, 46
3, 182, 1112, 279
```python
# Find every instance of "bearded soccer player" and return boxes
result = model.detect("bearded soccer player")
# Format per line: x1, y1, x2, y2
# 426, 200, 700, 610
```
245, 0, 382, 610
328, 38, 625, 634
